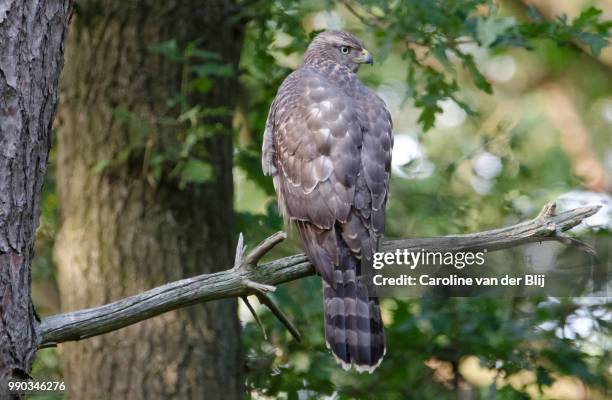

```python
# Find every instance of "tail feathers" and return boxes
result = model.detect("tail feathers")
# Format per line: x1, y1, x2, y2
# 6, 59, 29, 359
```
323, 244, 386, 373
324, 280, 386, 373
296, 219, 386, 372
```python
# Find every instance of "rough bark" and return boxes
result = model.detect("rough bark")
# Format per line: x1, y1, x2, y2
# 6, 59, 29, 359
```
54, 1, 243, 398
0, 0, 73, 393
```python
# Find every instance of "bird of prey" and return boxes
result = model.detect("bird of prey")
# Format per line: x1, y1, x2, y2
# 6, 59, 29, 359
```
262, 30, 393, 372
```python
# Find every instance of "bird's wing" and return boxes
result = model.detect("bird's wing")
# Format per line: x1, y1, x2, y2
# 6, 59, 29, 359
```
349, 87, 393, 263
262, 68, 363, 283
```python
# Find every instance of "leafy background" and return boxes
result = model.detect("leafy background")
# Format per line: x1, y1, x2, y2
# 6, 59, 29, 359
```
31, 0, 611, 399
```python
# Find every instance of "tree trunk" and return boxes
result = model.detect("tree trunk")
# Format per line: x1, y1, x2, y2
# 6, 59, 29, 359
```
54, 1, 243, 398
0, 0, 73, 394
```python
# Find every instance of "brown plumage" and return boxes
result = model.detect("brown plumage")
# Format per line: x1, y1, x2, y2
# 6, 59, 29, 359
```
262, 31, 393, 372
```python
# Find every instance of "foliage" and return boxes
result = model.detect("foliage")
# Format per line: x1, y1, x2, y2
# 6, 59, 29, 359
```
234, 1, 611, 399
244, 294, 610, 399
239, 0, 611, 131
362, 1, 611, 129
93, 40, 234, 188
30, 0, 612, 398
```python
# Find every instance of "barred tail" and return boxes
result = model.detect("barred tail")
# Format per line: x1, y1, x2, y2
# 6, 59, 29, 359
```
295, 220, 386, 372
323, 245, 385, 373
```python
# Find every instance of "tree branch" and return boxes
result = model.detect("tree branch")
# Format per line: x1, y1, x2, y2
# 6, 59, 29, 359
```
519, 0, 612, 70
39, 203, 600, 348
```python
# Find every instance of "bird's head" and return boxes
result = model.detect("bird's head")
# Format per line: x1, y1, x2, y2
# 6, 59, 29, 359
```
303, 30, 373, 72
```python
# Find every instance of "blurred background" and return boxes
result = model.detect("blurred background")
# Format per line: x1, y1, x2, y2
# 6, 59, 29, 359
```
31, 0, 610, 399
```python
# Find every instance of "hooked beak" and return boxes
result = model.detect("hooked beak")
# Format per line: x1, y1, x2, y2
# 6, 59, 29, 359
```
357, 48, 373, 65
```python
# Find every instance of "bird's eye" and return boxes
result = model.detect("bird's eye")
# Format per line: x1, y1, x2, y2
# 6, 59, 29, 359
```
340, 46, 350, 55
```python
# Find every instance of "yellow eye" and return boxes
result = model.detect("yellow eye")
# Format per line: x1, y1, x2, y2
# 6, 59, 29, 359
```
340, 46, 350, 55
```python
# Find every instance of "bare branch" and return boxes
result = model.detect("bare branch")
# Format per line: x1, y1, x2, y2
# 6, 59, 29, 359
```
39, 203, 600, 348
244, 231, 287, 267
339, 0, 385, 29
242, 296, 267, 340
234, 233, 247, 270
381, 204, 600, 253
256, 293, 302, 342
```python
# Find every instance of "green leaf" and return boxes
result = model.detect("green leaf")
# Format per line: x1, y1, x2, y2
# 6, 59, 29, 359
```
180, 132, 199, 157
536, 366, 553, 388
577, 32, 609, 56
573, 7, 603, 29
461, 53, 492, 94
189, 49, 223, 61
112, 106, 134, 122
178, 106, 201, 127
188, 77, 213, 93
193, 63, 233, 77
417, 103, 441, 131
477, 16, 516, 47
92, 159, 111, 174
148, 40, 182, 62
432, 44, 453, 71
149, 154, 166, 182
180, 159, 213, 185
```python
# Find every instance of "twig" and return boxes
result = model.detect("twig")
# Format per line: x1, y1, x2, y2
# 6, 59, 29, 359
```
244, 231, 287, 266
236, 231, 293, 339
236, 230, 297, 340
382, 204, 600, 253
233, 232, 247, 270
536, 201, 556, 218
339, 0, 384, 29
242, 296, 267, 340
39, 203, 601, 347
256, 293, 302, 342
